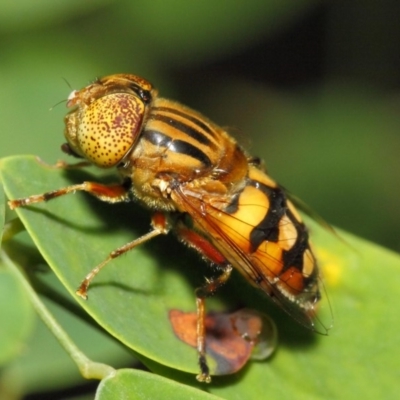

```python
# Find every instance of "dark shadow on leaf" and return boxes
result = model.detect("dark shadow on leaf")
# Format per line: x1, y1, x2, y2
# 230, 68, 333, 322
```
88, 280, 155, 296
2, 239, 49, 273
18, 200, 149, 236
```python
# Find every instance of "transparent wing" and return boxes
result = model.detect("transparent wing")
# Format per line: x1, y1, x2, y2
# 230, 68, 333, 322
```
173, 186, 332, 335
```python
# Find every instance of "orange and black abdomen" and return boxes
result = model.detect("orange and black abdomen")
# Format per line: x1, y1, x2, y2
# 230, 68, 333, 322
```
196, 165, 320, 311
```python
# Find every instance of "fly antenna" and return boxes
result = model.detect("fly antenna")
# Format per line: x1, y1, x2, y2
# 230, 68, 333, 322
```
49, 98, 67, 111
62, 77, 73, 90
49, 77, 74, 110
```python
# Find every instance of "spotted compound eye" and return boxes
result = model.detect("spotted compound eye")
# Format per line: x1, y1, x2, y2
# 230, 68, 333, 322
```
76, 93, 145, 167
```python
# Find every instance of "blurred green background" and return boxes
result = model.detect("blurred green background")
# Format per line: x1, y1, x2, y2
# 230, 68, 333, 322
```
1, 1, 400, 399
1, 0, 399, 252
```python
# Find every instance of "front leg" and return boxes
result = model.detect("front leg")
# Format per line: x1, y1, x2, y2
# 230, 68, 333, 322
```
8, 180, 131, 210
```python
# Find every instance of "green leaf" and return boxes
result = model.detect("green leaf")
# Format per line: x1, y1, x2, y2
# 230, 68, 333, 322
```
1, 155, 400, 399
0, 181, 35, 366
96, 369, 222, 400
0, 267, 35, 366
0, 155, 210, 374
1, 263, 135, 396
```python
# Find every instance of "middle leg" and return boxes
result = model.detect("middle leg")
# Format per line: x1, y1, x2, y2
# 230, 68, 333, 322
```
76, 212, 170, 299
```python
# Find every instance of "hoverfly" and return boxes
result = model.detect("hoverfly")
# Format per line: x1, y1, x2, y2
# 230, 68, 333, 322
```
9, 74, 330, 382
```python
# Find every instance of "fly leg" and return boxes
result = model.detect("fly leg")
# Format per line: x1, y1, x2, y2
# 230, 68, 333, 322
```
8, 178, 170, 299
8, 180, 132, 210
77, 212, 169, 299
176, 226, 232, 383
195, 264, 232, 383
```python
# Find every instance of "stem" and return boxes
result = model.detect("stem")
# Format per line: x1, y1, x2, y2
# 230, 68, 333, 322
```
1, 250, 115, 380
